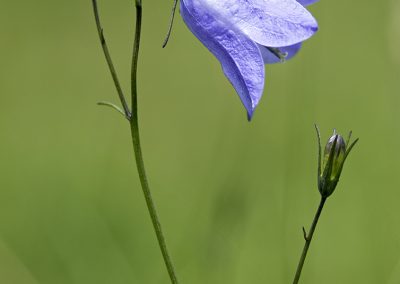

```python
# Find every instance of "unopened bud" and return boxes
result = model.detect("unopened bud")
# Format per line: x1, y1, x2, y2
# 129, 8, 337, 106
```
315, 127, 358, 198
323, 131, 346, 180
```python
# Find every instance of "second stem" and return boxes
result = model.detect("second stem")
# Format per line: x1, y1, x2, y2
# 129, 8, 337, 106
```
129, 1, 179, 283
292, 196, 327, 284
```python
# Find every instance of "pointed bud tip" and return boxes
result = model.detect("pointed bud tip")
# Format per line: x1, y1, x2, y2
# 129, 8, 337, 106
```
318, 129, 357, 198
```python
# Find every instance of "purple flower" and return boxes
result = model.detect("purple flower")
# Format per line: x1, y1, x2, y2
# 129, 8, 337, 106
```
181, 0, 318, 119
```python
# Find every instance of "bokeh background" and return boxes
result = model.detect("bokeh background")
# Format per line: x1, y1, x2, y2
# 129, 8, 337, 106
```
1, 0, 399, 283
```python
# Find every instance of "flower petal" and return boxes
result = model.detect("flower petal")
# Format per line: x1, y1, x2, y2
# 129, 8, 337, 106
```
259, 43, 303, 64
202, 0, 318, 47
181, 0, 265, 119
296, 0, 319, 6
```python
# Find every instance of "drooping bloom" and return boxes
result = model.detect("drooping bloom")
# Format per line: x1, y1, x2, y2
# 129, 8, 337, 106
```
181, 0, 319, 119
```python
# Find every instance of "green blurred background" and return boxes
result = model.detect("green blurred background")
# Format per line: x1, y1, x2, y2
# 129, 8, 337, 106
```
0, 0, 399, 283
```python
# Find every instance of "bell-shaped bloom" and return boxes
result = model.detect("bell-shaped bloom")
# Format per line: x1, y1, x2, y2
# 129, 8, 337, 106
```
181, 0, 318, 119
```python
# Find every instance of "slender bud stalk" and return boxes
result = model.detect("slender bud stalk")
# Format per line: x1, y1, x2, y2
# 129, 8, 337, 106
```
292, 125, 358, 284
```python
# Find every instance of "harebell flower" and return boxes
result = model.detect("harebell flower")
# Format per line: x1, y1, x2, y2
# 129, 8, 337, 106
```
180, 0, 319, 119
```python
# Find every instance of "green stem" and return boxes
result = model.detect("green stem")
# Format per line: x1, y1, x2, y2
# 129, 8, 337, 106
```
162, 0, 178, 48
91, 0, 130, 118
292, 197, 327, 284
92, 0, 179, 282
130, 1, 179, 283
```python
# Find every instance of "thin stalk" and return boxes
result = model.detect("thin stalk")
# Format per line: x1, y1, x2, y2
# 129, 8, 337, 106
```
162, 0, 178, 48
292, 197, 327, 284
129, 1, 179, 283
92, 0, 179, 282
92, 0, 130, 118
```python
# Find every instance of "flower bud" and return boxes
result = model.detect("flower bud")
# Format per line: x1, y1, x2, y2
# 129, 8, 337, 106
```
323, 132, 346, 179
315, 127, 358, 198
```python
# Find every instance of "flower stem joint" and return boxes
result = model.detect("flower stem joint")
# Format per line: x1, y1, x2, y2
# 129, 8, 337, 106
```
315, 126, 359, 198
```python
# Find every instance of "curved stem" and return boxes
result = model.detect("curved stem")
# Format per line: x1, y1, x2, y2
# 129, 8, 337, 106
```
162, 0, 178, 48
92, 0, 130, 118
130, 1, 179, 283
292, 197, 327, 284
